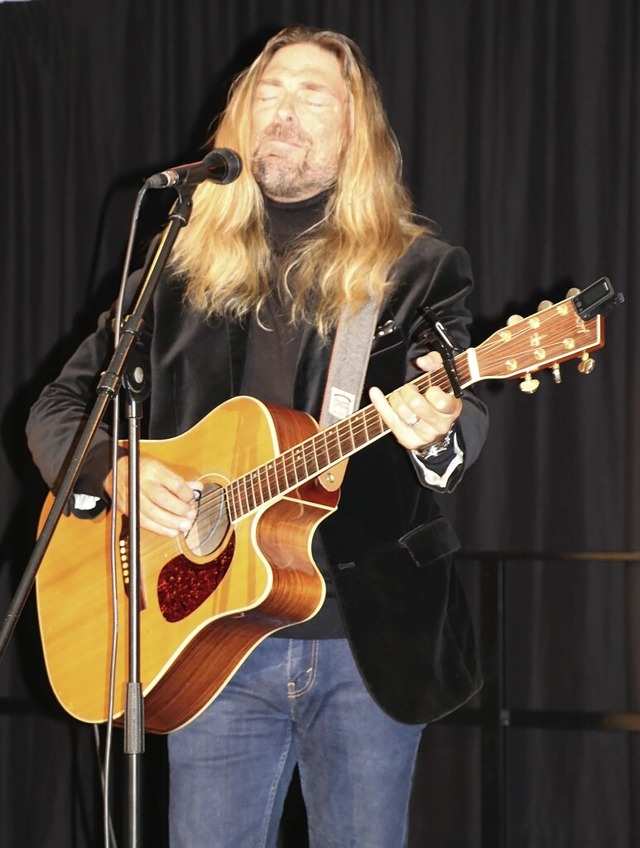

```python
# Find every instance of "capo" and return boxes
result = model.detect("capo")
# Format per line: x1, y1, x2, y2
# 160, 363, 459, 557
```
412, 306, 463, 397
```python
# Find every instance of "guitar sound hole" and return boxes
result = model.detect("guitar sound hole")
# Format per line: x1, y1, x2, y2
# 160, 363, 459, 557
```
183, 481, 230, 557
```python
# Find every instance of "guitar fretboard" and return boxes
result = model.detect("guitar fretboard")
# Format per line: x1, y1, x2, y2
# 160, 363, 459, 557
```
226, 351, 473, 521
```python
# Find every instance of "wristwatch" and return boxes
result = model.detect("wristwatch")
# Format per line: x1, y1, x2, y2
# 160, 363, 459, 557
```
413, 424, 456, 460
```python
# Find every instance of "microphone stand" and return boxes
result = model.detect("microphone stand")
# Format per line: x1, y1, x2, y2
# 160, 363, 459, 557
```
0, 186, 196, 848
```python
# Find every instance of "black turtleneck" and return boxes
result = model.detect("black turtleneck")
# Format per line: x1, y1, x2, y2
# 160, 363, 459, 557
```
241, 191, 329, 409
241, 191, 345, 640
264, 189, 330, 253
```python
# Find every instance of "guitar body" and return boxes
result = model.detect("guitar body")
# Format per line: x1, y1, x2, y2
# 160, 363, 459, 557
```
36, 397, 337, 733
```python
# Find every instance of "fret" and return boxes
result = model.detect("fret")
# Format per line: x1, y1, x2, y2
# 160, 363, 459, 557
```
282, 444, 304, 492
226, 483, 238, 523
355, 410, 374, 449
231, 478, 246, 520
263, 458, 277, 500
338, 415, 357, 454
359, 406, 380, 443
246, 470, 257, 512
252, 467, 265, 508
291, 442, 309, 481
315, 430, 332, 469
452, 351, 471, 389
303, 438, 321, 478
239, 474, 252, 515
333, 425, 348, 460
278, 448, 296, 493
257, 462, 271, 504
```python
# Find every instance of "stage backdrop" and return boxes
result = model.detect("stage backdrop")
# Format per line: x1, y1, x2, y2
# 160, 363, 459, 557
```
1, 1, 639, 846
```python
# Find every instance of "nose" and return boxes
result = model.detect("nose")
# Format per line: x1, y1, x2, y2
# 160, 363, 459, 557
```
274, 91, 299, 123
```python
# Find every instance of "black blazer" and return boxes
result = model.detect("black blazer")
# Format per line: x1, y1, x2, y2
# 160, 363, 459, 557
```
27, 232, 489, 724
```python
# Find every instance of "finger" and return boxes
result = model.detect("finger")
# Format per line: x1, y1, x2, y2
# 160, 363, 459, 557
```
138, 458, 199, 536
369, 386, 429, 449
392, 385, 428, 422
423, 385, 463, 417
369, 386, 405, 429
370, 385, 460, 451
414, 351, 443, 372
140, 488, 197, 536
140, 458, 199, 508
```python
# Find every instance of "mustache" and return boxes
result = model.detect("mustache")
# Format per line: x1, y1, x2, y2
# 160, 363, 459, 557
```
258, 122, 312, 148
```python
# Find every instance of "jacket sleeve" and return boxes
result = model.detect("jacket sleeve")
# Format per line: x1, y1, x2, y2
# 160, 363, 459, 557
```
400, 238, 489, 490
26, 268, 150, 502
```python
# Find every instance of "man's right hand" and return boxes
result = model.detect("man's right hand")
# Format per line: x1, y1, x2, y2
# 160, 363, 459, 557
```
104, 455, 201, 538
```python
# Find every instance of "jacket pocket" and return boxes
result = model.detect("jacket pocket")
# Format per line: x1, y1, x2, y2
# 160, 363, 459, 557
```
399, 516, 461, 567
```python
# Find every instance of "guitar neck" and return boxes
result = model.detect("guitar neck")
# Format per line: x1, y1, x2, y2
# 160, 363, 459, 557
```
227, 350, 475, 522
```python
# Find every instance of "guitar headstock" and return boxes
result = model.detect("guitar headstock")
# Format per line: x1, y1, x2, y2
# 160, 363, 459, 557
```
474, 277, 623, 391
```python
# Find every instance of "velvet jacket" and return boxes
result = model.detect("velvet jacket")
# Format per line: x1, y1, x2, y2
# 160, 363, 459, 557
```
27, 232, 489, 725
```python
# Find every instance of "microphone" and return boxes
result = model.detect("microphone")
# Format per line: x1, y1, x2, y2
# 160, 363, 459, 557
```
144, 148, 242, 189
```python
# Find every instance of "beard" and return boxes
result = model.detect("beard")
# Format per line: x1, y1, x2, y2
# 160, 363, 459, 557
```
251, 123, 338, 200
252, 155, 336, 200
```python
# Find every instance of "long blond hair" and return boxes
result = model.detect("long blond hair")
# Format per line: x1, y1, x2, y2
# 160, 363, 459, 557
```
170, 25, 428, 337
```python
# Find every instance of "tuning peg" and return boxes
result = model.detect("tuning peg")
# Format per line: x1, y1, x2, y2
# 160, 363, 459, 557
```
519, 372, 540, 394
577, 351, 595, 374
537, 299, 553, 312
566, 287, 581, 299
552, 362, 562, 383
507, 314, 523, 326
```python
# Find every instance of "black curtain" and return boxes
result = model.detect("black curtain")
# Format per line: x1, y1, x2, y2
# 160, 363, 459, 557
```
1, 1, 639, 846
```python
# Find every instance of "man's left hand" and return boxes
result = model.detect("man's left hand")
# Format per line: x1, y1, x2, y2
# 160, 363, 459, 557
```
368, 351, 462, 453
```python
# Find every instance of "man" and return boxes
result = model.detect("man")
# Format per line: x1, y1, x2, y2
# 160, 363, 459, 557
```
27, 24, 489, 848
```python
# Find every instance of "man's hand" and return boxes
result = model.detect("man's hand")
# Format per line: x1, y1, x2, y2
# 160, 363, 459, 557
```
368, 351, 462, 452
104, 455, 201, 537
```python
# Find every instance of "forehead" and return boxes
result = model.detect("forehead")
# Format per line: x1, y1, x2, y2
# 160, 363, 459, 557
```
259, 43, 347, 94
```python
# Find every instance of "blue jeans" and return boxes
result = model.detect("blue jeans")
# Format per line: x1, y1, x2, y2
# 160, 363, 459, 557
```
167, 637, 426, 848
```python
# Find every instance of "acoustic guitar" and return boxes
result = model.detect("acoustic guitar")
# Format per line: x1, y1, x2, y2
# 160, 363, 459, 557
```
35, 278, 620, 733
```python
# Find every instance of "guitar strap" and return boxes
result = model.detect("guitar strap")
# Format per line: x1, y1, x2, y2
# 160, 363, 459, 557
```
319, 298, 379, 426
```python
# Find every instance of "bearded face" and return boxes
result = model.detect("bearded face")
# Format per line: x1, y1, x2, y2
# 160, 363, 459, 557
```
250, 43, 348, 202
